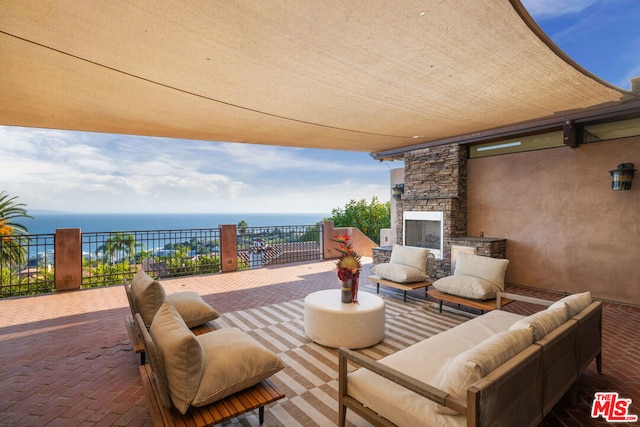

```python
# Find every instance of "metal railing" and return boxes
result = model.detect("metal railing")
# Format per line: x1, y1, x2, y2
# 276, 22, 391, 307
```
237, 224, 322, 269
81, 228, 223, 287
0, 234, 55, 297
1, 223, 324, 297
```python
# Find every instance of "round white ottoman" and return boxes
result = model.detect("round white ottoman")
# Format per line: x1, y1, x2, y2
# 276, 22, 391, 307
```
304, 289, 385, 349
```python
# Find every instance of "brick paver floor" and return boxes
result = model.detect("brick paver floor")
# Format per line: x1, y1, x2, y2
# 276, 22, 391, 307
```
0, 259, 638, 426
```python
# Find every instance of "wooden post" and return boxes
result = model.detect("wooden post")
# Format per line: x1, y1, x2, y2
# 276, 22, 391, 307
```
323, 221, 337, 259
220, 224, 237, 272
54, 228, 82, 291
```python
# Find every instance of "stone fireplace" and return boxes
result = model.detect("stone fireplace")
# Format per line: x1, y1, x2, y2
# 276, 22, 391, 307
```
373, 144, 506, 278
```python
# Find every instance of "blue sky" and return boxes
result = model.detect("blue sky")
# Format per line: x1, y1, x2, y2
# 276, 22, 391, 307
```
521, 0, 640, 89
1, 0, 638, 214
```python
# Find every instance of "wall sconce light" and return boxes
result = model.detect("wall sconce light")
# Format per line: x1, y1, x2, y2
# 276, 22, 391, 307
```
392, 183, 404, 200
609, 163, 636, 191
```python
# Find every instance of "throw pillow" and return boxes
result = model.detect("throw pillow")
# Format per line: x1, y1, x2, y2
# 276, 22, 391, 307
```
130, 269, 166, 326
389, 244, 430, 271
454, 253, 509, 291
192, 327, 285, 407
166, 291, 220, 328
509, 305, 568, 341
371, 263, 429, 283
150, 302, 204, 414
549, 291, 592, 317
436, 328, 533, 414
432, 275, 500, 300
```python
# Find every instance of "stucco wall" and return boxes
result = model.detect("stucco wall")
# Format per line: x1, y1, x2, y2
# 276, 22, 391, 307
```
467, 137, 639, 305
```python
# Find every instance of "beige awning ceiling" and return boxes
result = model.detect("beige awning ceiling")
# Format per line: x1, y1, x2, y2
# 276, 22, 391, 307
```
0, 1, 635, 155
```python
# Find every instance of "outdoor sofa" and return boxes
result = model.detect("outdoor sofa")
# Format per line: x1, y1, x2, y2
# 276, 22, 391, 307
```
339, 291, 602, 427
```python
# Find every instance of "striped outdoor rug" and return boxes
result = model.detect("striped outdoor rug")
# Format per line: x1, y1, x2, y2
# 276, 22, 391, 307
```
215, 287, 475, 426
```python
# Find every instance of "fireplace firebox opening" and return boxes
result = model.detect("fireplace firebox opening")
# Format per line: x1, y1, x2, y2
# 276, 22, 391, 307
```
403, 211, 444, 259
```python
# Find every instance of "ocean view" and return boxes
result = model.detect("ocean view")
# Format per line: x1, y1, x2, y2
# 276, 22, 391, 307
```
24, 212, 327, 235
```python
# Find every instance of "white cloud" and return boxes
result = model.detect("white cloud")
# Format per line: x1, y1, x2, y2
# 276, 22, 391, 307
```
520, 0, 601, 19
0, 126, 393, 213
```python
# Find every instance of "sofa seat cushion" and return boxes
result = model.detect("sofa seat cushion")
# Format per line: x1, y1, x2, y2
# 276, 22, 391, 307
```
166, 291, 220, 328
150, 302, 204, 415
131, 269, 167, 325
192, 328, 285, 407
509, 305, 568, 341
436, 328, 533, 414
432, 275, 500, 300
389, 244, 430, 271
372, 263, 429, 283
347, 310, 524, 427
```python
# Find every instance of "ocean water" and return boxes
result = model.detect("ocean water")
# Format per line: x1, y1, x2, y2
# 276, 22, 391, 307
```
24, 212, 327, 235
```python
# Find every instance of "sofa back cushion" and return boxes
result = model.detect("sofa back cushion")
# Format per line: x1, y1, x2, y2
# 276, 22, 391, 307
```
150, 302, 204, 414
549, 291, 592, 317
509, 305, 568, 341
130, 269, 167, 326
436, 328, 533, 414
454, 252, 509, 291
389, 244, 429, 271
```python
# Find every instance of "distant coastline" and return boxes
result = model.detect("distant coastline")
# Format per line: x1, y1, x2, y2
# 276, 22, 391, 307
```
24, 212, 327, 235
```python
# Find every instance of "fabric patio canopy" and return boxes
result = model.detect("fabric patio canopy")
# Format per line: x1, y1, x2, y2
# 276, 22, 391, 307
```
0, 0, 635, 156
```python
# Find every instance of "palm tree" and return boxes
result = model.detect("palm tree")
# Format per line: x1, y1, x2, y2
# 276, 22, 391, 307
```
97, 233, 138, 264
237, 220, 249, 244
0, 191, 34, 267
238, 220, 248, 236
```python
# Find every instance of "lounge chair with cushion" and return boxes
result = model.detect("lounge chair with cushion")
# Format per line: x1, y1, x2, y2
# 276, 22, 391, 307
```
135, 303, 286, 426
368, 244, 435, 301
427, 252, 512, 312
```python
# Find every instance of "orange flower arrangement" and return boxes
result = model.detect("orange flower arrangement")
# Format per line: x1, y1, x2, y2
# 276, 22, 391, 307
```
332, 234, 361, 303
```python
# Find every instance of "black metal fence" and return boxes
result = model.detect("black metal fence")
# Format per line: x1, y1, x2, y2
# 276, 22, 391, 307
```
237, 224, 323, 269
81, 228, 223, 287
1, 223, 323, 297
0, 234, 55, 297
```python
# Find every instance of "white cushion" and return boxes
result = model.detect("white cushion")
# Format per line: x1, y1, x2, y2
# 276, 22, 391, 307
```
130, 269, 167, 325
150, 302, 204, 414
192, 328, 285, 407
372, 263, 429, 283
389, 244, 429, 271
166, 291, 220, 328
436, 328, 533, 414
454, 253, 509, 290
346, 310, 525, 426
509, 305, 569, 341
432, 275, 500, 300
549, 291, 592, 317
